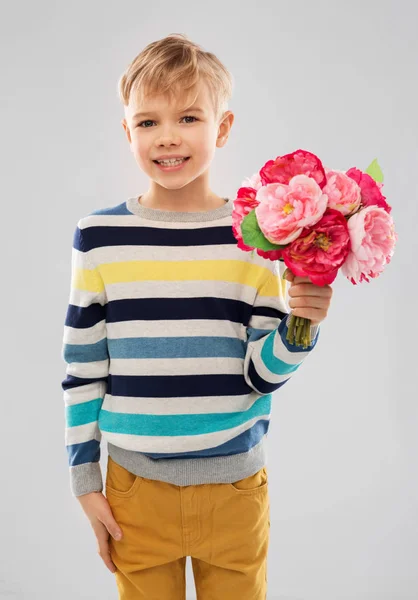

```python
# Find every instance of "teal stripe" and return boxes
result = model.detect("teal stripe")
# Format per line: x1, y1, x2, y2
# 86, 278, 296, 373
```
260, 330, 300, 375
98, 394, 272, 437
63, 338, 108, 363
66, 397, 103, 427
108, 336, 245, 359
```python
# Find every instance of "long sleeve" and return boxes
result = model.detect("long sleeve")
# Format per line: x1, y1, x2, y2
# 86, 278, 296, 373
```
61, 223, 109, 497
243, 261, 320, 395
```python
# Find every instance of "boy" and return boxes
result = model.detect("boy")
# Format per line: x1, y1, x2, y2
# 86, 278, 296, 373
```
61, 33, 332, 600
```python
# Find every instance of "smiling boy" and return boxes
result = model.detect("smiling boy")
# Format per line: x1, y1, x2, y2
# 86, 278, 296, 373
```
61, 33, 332, 600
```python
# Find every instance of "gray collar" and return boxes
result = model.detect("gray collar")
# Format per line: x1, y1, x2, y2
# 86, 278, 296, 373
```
126, 196, 233, 222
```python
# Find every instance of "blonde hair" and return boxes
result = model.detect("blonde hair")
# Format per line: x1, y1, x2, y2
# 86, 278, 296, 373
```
117, 33, 233, 123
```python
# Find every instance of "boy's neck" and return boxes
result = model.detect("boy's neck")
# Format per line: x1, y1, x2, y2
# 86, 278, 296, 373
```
139, 192, 227, 213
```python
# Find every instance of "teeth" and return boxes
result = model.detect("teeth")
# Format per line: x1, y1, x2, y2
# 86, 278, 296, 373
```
157, 158, 186, 166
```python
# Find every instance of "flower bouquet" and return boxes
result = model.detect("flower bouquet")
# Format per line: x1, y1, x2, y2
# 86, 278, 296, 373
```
232, 149, 397, 349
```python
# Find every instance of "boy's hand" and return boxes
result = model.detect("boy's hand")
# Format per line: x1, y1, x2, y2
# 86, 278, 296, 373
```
284, 271, 333, 326
77, 492, 123, 574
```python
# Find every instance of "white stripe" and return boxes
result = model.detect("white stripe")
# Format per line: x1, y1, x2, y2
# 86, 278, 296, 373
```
68, 286, 105, 308
65, 422, 101, 445
80, 213, 233, 230
63, 382, 106, 406
63, 321, 106, 345
107, 318, 246, 339
90, 243, 257, 264
105, 279, 256, 303
246, 344, 296, 385
66, 359, 109, 379
108, 356, 244, 376
249, 315, 281, 330
272, 330, 314, 365
102, 390, 263, 415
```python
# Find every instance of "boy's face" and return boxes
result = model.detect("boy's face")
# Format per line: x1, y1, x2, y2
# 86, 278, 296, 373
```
121, 80, 234, 191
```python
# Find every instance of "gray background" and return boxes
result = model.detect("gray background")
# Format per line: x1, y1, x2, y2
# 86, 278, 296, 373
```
1, 1, 416, 598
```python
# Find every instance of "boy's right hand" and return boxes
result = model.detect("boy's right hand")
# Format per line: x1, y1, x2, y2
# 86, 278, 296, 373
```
77, 492, 123, 574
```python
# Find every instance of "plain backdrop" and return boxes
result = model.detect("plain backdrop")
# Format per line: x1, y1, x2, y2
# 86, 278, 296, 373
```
1, 1, 417, 599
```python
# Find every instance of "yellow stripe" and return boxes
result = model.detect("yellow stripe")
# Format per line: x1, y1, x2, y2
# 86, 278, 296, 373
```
260, 270, 287, 298
73, 259, 285, 298
73, 267, 104, 293
101, 260, 271, 290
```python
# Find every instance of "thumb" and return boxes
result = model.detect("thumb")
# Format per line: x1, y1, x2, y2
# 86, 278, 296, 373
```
108, 521, 123, 541
100, 508, 123, 540
282, 267, 294, 283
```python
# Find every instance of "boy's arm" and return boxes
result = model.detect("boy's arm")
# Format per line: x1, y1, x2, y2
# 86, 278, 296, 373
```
243, 262, 320, 395
61, 223, 109, 497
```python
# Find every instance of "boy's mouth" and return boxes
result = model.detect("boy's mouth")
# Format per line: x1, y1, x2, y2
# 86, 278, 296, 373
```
153, 157, 190, 166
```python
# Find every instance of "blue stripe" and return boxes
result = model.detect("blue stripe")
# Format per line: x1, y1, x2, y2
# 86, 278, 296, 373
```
98, 394, 271, 437
66, 398, 103, 427
142, 415, 271, 458
108, 336, 245, 359
247, 327, 272, 343
67, 438, 101, 467
63, 338, 108, 363
91, 202, 132, 216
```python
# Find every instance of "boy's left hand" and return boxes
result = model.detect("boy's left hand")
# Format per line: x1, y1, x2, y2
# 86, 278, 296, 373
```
284, 271, 333, 326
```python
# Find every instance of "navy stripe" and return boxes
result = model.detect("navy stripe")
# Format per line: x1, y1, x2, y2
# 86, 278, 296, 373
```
247, 357, 290, 394
107, 297, 252, 325
65, 303, 106, 329
108, 373, 252, 398
252, 305, 287, 320
74, 224, 237, 251
62, 374, 108, 392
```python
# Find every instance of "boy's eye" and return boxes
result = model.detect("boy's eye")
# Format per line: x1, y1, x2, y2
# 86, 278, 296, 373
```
137, 116, 198, 128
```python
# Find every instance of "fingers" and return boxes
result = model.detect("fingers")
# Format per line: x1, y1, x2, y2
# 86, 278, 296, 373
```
291, 307, 324, 324
93, 520, 119, 574
288, 295, 330, 310
288, 283, 333, 298
283, 268, 295, 283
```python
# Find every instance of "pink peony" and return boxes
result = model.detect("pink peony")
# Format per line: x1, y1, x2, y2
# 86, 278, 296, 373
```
341, 206, 397, 284
241, 171, 263, 191
260, 149, 327, 189
256, 248, 283, 261
323, 168, 362, 216
231, 187, 259, 252
255, 174, 328, 245
346, 167, 391, 214
281, 209, 351, 286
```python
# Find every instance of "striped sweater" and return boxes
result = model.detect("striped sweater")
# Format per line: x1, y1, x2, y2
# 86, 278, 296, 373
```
61, 196, 320, 497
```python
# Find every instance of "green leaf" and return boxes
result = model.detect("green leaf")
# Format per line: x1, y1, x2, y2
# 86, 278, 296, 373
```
241, 209, 287, 251
365, 158, 384, 183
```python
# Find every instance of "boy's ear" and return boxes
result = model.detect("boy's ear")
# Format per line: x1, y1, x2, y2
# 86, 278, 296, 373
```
216, 111, 234, 148
121, 118, 132, 144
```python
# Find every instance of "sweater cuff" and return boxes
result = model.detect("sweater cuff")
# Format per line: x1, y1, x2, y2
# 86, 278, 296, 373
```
70, 461, 103, 497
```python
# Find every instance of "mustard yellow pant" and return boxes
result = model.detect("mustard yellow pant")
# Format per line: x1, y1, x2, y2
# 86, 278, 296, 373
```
106, 455, 270, 599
